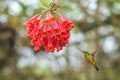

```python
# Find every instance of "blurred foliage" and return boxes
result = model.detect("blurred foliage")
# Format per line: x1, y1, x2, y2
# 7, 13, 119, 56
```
0, 0, 120, 80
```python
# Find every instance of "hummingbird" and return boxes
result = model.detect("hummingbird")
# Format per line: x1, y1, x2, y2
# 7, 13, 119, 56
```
77, 48, 101, 71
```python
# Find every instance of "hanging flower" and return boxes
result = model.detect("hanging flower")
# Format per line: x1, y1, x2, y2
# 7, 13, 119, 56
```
24, 1, 74, 53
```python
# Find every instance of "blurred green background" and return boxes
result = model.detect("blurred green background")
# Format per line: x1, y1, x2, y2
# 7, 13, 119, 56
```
0, 0, 120, 80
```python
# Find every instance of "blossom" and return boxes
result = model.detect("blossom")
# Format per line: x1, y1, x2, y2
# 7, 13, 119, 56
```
25, 12, 74, 53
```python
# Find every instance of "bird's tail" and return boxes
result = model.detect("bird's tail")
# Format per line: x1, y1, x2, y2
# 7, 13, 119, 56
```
94, 66, 99, 71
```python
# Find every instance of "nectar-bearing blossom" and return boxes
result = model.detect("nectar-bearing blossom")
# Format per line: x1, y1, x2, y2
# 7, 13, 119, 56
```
24, 1, 74, 53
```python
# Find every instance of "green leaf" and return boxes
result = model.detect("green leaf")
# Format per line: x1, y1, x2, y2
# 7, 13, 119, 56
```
40, 0, 50, 8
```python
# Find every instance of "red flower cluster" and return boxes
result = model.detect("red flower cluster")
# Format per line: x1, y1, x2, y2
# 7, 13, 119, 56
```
25, 13, 74, 53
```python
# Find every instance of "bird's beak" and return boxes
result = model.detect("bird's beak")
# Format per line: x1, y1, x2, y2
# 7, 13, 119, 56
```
76, 47, 86, 53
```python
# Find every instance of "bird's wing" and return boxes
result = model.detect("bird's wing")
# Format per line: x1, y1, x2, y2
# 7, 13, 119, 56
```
91, 47, 102, 57
81, 59, 87, 64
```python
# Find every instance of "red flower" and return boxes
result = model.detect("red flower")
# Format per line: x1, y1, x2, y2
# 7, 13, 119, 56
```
25, 12, 74, 53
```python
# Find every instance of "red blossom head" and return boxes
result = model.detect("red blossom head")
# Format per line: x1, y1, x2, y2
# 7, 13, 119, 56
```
24, 1, 75, 53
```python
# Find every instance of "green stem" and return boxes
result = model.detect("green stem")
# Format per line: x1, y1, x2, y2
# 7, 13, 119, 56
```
52, 11, 60, 16
51, 0, 54, 2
